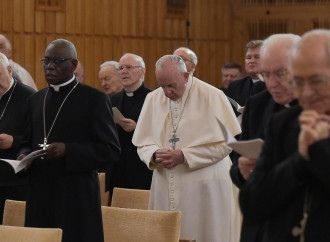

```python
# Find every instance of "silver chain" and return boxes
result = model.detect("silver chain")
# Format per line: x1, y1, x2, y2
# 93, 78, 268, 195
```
42, 82, 79, 143
0, 80, 17, 121
169, 75, 193, 134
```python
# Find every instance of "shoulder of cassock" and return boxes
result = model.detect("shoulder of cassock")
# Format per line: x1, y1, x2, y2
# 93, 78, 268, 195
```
132, 77, 241, 148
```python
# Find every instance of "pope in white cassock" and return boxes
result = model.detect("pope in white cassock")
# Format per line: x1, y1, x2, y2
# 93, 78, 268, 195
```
132, 55, 241, 242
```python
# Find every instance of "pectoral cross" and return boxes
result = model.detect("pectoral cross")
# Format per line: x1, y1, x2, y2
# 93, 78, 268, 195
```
169, 132, 179, 150
39, 138, 49, 150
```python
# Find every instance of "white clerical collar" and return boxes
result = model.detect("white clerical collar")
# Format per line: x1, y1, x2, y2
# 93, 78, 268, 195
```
50, 75, 75, 92
0, 78, 14, 99
126, 92, 134, 97
252, 78, 260, 83
284, 103, 291, 108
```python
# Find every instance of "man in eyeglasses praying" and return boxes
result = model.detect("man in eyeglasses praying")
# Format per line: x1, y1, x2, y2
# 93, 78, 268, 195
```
108, 53, 152, 198
230, 33, 300, 242
19, 39, 120, 242
240, 29, 330, 242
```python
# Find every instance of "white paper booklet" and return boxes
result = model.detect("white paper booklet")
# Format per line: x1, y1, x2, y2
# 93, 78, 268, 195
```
112, 107, 125, 123
219, 121, 264, 159
227, 96, 245, 114
0, 149, 46, 174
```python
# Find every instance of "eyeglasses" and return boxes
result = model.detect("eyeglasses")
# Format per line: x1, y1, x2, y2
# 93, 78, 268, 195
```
261, 68, 289, 83
289, 75, 330, 91
118, 65, 141, 71
40, 58, 74, 66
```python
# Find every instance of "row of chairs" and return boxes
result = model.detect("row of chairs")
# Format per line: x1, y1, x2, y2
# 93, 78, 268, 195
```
1, 199, 182, 242
0, 173, 194, 241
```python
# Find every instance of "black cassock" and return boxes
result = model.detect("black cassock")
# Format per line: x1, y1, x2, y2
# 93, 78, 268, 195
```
0, 80, 35, 222
109, 83, 153, 194
23, 79, 120, 242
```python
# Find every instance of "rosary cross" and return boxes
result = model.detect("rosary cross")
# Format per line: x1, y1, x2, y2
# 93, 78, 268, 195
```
169, 132, 180, 150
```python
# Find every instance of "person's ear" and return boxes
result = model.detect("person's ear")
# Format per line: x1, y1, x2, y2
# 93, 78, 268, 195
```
71, 59, 78, 70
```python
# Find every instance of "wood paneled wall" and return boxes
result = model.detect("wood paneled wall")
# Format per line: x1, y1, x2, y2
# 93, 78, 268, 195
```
0, 0, 329, 90
0, 0, 232, 90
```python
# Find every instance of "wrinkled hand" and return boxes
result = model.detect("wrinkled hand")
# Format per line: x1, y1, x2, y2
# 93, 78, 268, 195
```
299, 111, 330, 160
118, 118, 136, 132
238, 156, 257, 180
0, 133, 13, 149
43, 143, 66, 160
154, 149, 184, 169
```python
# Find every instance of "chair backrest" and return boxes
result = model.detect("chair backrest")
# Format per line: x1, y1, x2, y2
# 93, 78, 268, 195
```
0, 225, 62, 242
111, 187, 150, 210
102, 206, 181, 242
2, 200, 26, 226
98, 172, 110, 206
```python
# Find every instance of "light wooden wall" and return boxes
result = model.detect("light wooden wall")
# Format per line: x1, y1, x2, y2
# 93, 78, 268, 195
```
1, 0, 329, 90
0, 0, 232, 90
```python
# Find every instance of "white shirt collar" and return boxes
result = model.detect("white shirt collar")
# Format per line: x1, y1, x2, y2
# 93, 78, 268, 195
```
50, 75, 75, 92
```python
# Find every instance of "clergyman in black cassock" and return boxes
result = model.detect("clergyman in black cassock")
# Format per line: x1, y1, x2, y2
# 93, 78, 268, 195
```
20, 39, 120, 242
109, 83, 152, 192
0, 55, 36, 223
108, 53, 153, 195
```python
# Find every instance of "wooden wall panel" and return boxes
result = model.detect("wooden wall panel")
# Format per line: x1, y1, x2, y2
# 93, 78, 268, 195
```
23, 0, 34, 33
1, 0, 329, 91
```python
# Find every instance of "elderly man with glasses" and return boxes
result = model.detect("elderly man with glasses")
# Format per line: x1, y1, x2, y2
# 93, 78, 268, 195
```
108, 53, 153, 197
240, 29, 330, 242
230, 33, 300, 242
19, 39, 120, 242
173, 47, 198, 75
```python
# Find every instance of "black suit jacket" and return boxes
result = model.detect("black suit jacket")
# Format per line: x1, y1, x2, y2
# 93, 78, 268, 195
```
109, 83, 153, 193
230, 90, 296, 242
240, 106, 330, 242
227, 76, 266, 107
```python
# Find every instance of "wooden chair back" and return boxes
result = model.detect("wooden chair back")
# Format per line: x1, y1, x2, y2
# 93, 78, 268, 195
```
0, 225, 62, 242
111, 187, 150, 210
2, 200, 26, 226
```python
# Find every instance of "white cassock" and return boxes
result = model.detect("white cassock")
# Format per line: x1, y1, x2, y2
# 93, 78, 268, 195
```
132, 77, 241, 242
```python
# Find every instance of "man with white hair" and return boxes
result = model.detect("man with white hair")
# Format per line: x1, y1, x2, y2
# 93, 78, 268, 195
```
0, 52, 35, 223
108, 53, 152, 195
173, 47, 198, 75
98, 61, 123, 95
230, 33, 300, 242
240, 29, 330, 242
133, 54, 241, 241
0, 34, 37, 90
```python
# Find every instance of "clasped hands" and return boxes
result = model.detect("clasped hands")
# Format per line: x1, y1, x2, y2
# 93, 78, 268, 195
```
299, 110, 330, 160
153, 149, 184, 169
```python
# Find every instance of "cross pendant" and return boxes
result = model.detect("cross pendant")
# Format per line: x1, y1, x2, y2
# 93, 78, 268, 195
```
169, 132, 180, 150
39, 138, 49, 150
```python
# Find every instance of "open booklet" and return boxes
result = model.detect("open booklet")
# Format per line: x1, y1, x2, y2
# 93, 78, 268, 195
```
219, 121, 264, 159
227, 96, 245, 114
0, 149, 46, 174
112, 107, 125, 123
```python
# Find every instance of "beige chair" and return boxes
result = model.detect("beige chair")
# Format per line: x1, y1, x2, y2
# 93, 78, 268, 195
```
98, 172, 110, 206
111, 187, 150, 210
0, 225, 62, 242
102, 206, 181, 242
2, 200, 26, 226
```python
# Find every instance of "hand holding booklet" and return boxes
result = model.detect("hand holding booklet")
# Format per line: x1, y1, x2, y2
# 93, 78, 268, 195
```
0, 149, 46, 174
219, 121, 264, 159
112, 107, 125, 123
